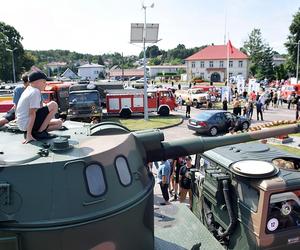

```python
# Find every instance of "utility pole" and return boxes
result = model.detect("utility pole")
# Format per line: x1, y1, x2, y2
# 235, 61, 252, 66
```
6, 48, 17, 83
142, 2, 154, 120
296, 40, 300, 83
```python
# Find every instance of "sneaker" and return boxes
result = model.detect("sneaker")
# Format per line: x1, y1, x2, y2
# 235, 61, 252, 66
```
170, 194, 177, 202
33, 131, 57, 140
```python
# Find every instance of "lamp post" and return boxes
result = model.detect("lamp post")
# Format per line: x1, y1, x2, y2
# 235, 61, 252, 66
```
296, 40, 300, 84
142, 2, 154, 120
6, 47, 17, 83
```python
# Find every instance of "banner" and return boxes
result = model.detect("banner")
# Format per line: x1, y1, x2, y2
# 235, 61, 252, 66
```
248, 78, 259, 93
237, 77, 245, 94
221, 86, 231, 101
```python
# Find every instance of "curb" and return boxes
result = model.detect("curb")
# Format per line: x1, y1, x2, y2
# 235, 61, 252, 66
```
157, 116, 184, 130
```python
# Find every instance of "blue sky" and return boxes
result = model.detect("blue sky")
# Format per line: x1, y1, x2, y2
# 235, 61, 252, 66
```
0, 0, 299, 56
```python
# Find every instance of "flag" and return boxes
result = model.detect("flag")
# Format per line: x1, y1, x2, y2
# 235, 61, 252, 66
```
227, 40, 234, 54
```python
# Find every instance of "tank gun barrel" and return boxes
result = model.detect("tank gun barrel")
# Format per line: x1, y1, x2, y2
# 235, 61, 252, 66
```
134, 124, 300, 162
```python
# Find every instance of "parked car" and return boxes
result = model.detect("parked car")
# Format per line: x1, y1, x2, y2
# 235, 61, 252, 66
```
187, 110, 250, 136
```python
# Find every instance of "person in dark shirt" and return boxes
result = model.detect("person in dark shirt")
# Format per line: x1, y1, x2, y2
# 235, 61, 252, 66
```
222, 97, 228, 111
296, 99, 300, 120
179, 156, 194, 208
0, 73, 29, 126
256, 100, 263, 121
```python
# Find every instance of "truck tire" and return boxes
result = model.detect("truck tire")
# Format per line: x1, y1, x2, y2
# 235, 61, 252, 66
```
120, 109, 131, 118
158, 106, 169, 116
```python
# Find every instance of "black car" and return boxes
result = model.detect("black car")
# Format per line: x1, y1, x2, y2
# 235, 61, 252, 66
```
187, 110, 250, 136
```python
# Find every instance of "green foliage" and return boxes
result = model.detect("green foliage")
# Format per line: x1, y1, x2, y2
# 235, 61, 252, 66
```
243, 28, 275, 80
149, 57, 162, 65
274, 64, 288, 80
285, 8, 300, 76
0, 22, 34, 82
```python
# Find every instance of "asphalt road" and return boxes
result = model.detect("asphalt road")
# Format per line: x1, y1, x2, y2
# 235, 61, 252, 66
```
162, 104, 297, 141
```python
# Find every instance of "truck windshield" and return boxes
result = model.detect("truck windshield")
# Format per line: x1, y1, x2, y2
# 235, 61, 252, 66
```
266, 190, 300, 233
69, 92, 99, 104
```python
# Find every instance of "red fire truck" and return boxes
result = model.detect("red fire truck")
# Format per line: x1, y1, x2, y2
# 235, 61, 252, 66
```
106, 88, 177, 118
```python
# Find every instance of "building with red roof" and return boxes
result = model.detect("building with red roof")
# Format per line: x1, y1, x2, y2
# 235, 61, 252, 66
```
185, 44, 249, 82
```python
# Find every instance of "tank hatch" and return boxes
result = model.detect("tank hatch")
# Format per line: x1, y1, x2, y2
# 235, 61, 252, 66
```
0, 143, 43, 166
230, 143, 270, 153
231, 160, 278, 178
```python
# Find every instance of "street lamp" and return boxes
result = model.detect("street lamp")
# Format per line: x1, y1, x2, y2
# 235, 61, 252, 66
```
142, 2, 154, 120
296, 40, 300, 84
6, 47, 17, 83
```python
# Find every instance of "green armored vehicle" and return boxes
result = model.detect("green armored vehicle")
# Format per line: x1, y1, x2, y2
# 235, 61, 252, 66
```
0, 121, 299, 250
68, 83, 102, 122
192, 138, 300, 249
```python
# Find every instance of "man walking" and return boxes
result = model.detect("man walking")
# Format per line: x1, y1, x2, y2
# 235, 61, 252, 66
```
256, 100, 263, 121
157, 160, 171, 206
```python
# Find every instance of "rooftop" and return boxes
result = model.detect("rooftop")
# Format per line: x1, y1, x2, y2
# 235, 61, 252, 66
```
185, 44, 248, 61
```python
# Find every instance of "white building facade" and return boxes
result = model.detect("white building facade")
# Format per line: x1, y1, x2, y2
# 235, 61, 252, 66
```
77, 63, 105, 80
146, 65, 186, 78
185, 45, 249, 82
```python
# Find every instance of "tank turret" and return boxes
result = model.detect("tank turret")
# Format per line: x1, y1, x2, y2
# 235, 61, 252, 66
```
0, 121, 299, 250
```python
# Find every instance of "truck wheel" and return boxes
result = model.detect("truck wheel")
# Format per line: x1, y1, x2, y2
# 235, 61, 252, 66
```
120, 109, 131, 118
158, 106, 169, 116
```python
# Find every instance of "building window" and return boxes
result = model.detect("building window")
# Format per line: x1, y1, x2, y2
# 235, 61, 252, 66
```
192, 62, 195, 68
85, 164, 106, 196
115, 156, 132, 186
229, 61, 233, 68
229, 73, 233, 78
238, 61, 243, 67
200, 61, 204, 68
209, 61, 213, 68
200, 73, 204, 79
219, 61, 224, 68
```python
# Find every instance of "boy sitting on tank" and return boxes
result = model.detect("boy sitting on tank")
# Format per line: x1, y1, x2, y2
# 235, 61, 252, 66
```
16, 71, 62, 143
0, 73, 29, 127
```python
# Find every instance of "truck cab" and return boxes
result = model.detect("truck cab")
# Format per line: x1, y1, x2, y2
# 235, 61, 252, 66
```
68, 84, 102, 122
42, 81, 73, 113
192, 142, 300, 249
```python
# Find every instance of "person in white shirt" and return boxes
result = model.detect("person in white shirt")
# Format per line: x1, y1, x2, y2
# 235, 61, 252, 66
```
16, 71, 62, 143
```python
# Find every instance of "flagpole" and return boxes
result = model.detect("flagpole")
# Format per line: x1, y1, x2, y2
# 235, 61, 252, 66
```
227, 36, 230, 103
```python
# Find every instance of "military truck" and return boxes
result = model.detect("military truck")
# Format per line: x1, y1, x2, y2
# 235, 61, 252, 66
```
68, 83, 102, 122
0, 119, 299, 250
191, 138, 300, 249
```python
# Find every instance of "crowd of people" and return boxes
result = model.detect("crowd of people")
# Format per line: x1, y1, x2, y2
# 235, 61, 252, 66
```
228, 88, 300, 121
149, 155, 194, 209
0, 71, 63, 143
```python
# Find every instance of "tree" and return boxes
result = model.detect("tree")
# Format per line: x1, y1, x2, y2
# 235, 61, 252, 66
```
243, 28, 275, 80
0, 22, 35, 82
97, 55, 104, 65
243, 29, 265, 77
285, 8, 300, 77
274, 64, 288, 80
